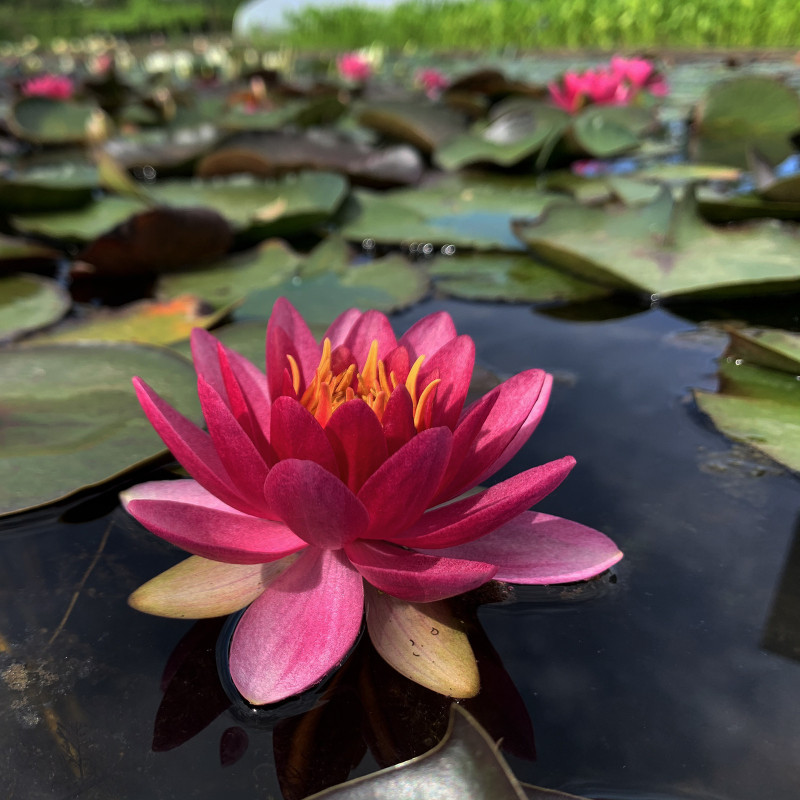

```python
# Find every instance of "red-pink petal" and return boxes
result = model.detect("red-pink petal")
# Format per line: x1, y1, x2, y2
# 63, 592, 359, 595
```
121, 480, 307, 564
381, 384, 416, 454
399, 311, 457, 359
269, 396, 339, 475
325, 399, 388, 492
420, 511, 622, 583
263, 459, 370, 548
324, 307, 362, 348
196, 376, 271, 510
357, 426, 453, 540
266, 298, 321, 397
229, 547, 364, 704
341, 309, 397, 365
397, 456, 576, 549
346, 540, 496, 602
418, 334, 474, 430
133, 377, 258, 516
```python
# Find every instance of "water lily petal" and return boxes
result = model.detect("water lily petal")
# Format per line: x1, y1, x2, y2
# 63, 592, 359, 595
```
358, 427, 453, 540
381, 384, 416, 455
197, 376, 271, 510
230, 548, 364, 705
121, 480, 306, 563
263, 459, 370, 548
397, 456, 576, 549
364, 584, 479, 698
441, 369, 550, 497
421, 511, 623, 583
267, 297, 321, 397
399, 311, 457, 360
128, 554, 298, 618
341, 309, 397, 366
347, 540, 496, 601
270, 396, 340, 475
133, 377, 258, 516
325, 399, 388, 492
324, 307, 362, 348
419, 334, 474, 430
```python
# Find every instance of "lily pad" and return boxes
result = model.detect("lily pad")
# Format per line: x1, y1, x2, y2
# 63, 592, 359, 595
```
342, 175, 561, 252
435, 101, 568, 170
514, 189, 800, 299
568, 105, 651, 158
429, 252, 609, 303
0, 274, 70, 342
694, 354, 800, 474
25, 295, 229, 346
693, 76, 800, 167
8, 96, 112, 145
0, 234, 61, 271
305, 705, 584, 800
724, 326, 800, 373
157, 239, 301, 310
357, 101, 467, 153
0, 342, 200, 516
696, 187, 800, 223
0, 164, 98, 214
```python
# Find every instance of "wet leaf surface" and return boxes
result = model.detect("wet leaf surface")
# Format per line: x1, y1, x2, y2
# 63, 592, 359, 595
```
7, 96, 112, 145
0, 274, 70, 342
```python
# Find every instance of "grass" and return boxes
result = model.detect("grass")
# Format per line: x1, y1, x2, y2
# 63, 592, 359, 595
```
281, 0, 800, 51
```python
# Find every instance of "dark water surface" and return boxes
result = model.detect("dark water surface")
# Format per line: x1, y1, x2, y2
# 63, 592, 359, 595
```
2, 299, 799, 799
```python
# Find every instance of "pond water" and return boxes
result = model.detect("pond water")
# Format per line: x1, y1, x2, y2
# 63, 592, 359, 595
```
1, 297, 799, 799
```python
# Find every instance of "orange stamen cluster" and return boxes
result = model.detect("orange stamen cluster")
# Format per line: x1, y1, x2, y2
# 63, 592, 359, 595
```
286, 339, 440, 430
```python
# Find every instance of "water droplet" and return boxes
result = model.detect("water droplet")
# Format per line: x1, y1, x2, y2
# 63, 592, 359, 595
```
734, 358, 744, 366
441, 244, 456, 255
421, 242, 434, 255
362, 237, 375, 251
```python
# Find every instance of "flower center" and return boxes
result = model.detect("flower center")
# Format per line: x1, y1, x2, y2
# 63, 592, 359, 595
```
286, 338, 439, 429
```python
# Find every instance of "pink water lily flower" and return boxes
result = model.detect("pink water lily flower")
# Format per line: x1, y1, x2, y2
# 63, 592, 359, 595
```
22, 74, 74, 101
337, 52, 372, 82
123, 299, 622, 705
611, 55, 669, 97
416, 68, 449, 99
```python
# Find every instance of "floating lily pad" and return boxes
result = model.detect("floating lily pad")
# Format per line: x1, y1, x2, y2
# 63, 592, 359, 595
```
543, 172, 661, 206
307, 705, 584, 800
0, 234, 61, 271
0, 164, 98, 214
0, 342, 200, 516
724, 326, 800, 373
514, 189, 800, 299
26, 295, 229, 346
157, 239, 301, 310
0, 274, 70, 343
8, 96, 112, 145
632, 163, 742, 184
342, 175, 561, 251
435, 101, 568, 170
694, 353, 800, 474
693, 76, 800, 167
429, 252, 609, 304
196, 130, 423, 188
696, 187, 800, 223
568, 105, 651, 158
357, 101, 467, 153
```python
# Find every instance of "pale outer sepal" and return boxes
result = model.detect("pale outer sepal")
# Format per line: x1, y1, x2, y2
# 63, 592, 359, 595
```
364, 583, 479, 699
128, 553, 299, 618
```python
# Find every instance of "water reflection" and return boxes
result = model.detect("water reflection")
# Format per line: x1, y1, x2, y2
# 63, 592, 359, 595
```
762, 513, 800, 663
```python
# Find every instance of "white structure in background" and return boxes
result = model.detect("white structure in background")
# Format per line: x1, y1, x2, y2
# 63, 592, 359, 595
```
234, 0, 402, 35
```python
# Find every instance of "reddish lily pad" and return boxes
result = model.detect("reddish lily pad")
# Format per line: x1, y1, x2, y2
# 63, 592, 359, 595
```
0, 274, 70, 343
8, 96, 112, 145
25, 295, 230, 346
78, 205, 234, 276
0, 342, 201, 516
357, 100, 467, 153
514, 189, 800, 299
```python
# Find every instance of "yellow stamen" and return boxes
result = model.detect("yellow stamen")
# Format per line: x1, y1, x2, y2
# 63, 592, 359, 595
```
414, 379, 440, 430
405, 355, 425, 406
286, 354, 301, 395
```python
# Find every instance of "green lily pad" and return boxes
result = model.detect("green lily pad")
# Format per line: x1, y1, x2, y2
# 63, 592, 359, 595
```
0, 164, 98, 214
0, 234, 61, 271
157, 239, 302, 310
724, 326, 800, 374
435, 101, 568, 170
693, 76, 800, 167
514, 189, 800, 299
697, 187, 800, 223
632, 163, 742, 184
748, 149, 800, 203
306, 705, 584, 800
25, 295, 229, 346
8, 96, 112, 145
0, 342, 200, 516
342, 175, 561, 252
568, 105, 647, 158
694, 356, 800, 474
429, 252, 609, 304
148, 172, 350, 239
543, 172, 662, 207
0, 274, 70, 343
357, 101, 467, 153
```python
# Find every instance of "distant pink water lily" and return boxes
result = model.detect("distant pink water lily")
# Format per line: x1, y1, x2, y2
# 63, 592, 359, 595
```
21, 74, 74, 101
337, 52, 372, 82
123, 299, 622, 705
416, 68, 449, 99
